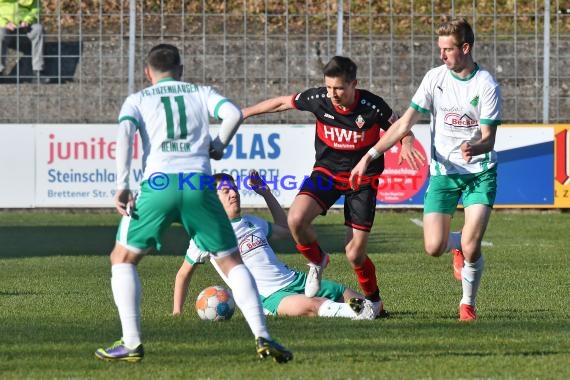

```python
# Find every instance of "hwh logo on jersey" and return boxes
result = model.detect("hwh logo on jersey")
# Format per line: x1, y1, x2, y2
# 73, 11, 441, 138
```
323, 125, 365, 143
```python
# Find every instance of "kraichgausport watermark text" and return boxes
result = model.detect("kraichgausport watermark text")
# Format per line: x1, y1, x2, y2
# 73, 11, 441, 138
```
145, 172, 423, 192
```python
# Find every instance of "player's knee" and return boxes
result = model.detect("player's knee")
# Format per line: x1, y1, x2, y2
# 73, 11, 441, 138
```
424, 241, 445, 257
110, 243, 142, 264
287, 210, 305, 232
345, 245, 365, 265
460, 241, 481, 261
307, 301, 321, 317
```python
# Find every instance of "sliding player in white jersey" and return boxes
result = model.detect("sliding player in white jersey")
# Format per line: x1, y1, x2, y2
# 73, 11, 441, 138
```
350, 18, 501, 321
95, 43, 292, 363
173, 171, 378, 320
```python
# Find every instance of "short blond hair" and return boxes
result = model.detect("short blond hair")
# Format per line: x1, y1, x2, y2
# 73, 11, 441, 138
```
437, 18, 474, 47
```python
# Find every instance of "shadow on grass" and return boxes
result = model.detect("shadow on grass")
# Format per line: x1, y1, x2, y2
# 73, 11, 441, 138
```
0, 226, 189, 257
0, 223, 409, 258
3, 316, 568, 359
0, 290, 40, 296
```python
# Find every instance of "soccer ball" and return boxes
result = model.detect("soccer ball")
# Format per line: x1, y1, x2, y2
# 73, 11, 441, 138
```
195, 285, 236, 321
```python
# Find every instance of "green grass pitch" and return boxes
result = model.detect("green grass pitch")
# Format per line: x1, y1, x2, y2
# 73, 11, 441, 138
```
0, 209, 569, 379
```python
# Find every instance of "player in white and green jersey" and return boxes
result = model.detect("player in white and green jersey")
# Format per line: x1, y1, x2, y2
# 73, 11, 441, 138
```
350, 18, 501, 321
95, 44, 292, 364
172, 171, 379, 320
411, 63, 500, 177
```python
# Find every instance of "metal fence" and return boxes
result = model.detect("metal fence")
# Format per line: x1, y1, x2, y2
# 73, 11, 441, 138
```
1, 0, 569, 124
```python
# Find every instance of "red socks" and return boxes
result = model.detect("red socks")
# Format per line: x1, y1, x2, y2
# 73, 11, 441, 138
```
297, 243, 381, 302
296, 241, 324, 265
354, 257, 380, 302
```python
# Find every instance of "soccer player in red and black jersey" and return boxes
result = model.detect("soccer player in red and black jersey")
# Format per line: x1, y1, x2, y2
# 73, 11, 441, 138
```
242, 56, 423, 317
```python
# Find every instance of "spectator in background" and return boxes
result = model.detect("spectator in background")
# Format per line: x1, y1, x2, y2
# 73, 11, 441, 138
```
0, 0, 46, 82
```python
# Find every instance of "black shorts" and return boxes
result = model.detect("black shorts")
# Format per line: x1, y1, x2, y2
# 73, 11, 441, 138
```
298, 170, 378, 232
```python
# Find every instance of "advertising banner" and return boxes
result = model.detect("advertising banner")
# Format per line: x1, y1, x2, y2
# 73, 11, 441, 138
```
0, 125, 35, 207
35, 124, 143, 207
33, 124, 315, 207
0, 123, 560, 208
210, 125, 314, 207
494, 126, 554, 207
371, 128, 429, 206
338, 125, 555, 208
554, 124, 570, 207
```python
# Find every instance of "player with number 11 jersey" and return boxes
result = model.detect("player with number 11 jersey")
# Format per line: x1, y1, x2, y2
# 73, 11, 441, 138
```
117, 80, 232, 188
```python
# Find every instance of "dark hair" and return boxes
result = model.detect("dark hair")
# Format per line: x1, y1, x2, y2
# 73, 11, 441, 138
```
147, 44, 181, 73
437, 17, 475, 47
322, 56, 357, 82
213, 173, 236, 187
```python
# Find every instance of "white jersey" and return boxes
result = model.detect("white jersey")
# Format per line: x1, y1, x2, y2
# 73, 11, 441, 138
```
185, 215, 297, 298
411, 64, 501, 175
116, 78, 229, 188
226, 216, 296, 298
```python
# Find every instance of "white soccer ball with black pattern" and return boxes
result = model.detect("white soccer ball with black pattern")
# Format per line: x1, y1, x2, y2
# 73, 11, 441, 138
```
195, 285, 235, 321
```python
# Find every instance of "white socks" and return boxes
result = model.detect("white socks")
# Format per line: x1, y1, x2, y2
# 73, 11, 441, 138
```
317, 299, 358, 318
446, 231, 462, 252
111, 263, 141, 348
226, 264, 270, 340
460, 255, 484, 306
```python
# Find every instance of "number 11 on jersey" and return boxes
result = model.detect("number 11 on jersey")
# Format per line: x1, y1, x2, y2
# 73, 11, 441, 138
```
161, 95, 188, 139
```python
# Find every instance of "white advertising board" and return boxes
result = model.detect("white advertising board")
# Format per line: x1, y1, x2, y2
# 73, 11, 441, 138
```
0, 124, 556, 208
210, 125, 314, 207
33, 124, 314, 207
35, 124, 143, 207
0, 125, 35, 207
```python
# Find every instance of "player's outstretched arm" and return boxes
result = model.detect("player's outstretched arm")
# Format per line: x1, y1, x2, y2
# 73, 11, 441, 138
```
210, 101, 243, 160
398, 133, 425, 170
247, 170, 290, 240
349, 107, 422, 190
172, 260, 198, 316
242, 95, 295, 120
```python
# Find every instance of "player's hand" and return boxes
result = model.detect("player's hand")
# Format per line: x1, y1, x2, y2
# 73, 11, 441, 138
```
241, 107, 251, 120
209, 146, 223, 160
349, 158, 370, 190
398, 141, 424, 170
209, 140, 224, 160
461, 142, 473, 163
247, 169, 268, 194
115, 189, 134, 216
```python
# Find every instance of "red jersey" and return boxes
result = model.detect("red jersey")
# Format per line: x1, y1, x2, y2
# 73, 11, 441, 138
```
292, 87, 398, 179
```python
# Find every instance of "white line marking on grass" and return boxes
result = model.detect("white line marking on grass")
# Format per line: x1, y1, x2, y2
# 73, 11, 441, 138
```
410, 218, 424, 227
409, 218, 493, 247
